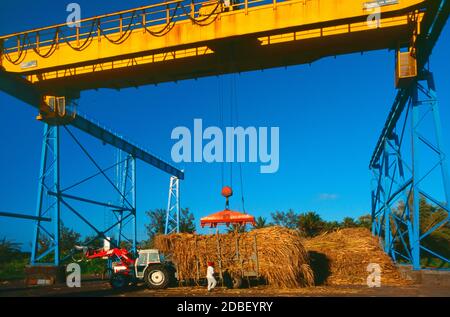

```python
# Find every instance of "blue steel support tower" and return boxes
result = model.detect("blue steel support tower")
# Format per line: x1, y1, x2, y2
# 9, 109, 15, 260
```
0, 70, 184, 266
165, 176, 181, 235
29, 115, 182, 266
370, 0, 450, 270
32, 125, 61, 266
116, 150, 137, 253
371, 73, 450, 270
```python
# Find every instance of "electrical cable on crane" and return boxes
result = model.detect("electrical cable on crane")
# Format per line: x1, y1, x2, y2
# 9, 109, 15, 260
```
143, 4, 181, 37
1, 1, 223, 66
34, 28, 61, 57
217, 72, 247, 214
63, 23, 96, 52
99, 13, 137, 45
181, 1, 222, 26
2, 34, 28, 65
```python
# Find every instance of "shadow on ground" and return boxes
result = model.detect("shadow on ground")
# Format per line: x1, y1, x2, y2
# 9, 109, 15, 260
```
308, 251, 331, 286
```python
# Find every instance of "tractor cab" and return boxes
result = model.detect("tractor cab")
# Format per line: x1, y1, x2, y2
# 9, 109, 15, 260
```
137, 249, 164, 266
134, 249, 173, 289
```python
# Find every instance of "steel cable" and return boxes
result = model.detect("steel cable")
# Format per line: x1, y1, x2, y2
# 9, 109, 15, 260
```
32, 28, 60, 58
180, 1, 222, 27
63, 21, 97, 52
2, 1, 223, 65
98, 12, 137, 45
143, 3, 181, 37
3, 34, 28, 65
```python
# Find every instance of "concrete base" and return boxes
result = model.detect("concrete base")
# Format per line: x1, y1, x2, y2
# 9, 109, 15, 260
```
25, 265, 65, 286
397, 265, 450, 287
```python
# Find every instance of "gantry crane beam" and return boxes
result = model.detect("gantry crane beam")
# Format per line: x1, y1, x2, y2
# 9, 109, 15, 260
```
0, 0, 427, 94
0, 70, 185, 179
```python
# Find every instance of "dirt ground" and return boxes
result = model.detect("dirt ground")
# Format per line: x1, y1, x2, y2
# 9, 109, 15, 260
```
0, 278, 449, 297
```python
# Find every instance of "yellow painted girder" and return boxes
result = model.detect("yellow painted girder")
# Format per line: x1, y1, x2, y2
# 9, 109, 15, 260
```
0, 0, 426, 91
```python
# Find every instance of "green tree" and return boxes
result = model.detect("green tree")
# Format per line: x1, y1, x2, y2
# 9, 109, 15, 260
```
226, 223, 247, 233
82, 234, 105, 250
59, 222, 82, 258
37, 222, 81, 263
143, 207, 197, 247
342, 217, 357, 228
323, 220, 341, 232
418, 198, 450, 267
119, 240, 133, 250
0, 238, 22, 263
144, 208, 167, 247
180, 208, 196, 233
357, 214, 372, 229
392, 197, 450, 268
298, 211, 324, 237
255, 216, 269, 229
271, 209, 298, 229
0, 238, 28, 280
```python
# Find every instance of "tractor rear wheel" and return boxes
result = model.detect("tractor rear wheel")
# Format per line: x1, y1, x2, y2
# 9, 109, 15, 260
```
110, 274, 130, 290
144, 265, 170, 289
231, 275, 243, 289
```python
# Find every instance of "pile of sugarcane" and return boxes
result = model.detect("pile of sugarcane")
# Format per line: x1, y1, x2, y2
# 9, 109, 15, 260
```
155, 226, 314, 288
303, 228, 409, 286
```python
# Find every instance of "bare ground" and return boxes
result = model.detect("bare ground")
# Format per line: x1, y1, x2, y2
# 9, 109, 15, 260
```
0, 279, 449, 297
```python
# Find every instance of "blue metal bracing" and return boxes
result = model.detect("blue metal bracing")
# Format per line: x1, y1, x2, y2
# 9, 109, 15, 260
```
72, 114, 184, 180
115, 150, 137, 253
32, 125, 141, 265
0, 211, 51, 222
0, 76, 182, 265
165, 176, 180, 235
370, 0, 450, 270
0, 70, 184, 180
1, 67, 183, 266
0, 70, 41, 106
32, 125, 61, 266
370, 0, 449, 169
371, 72, 450, 270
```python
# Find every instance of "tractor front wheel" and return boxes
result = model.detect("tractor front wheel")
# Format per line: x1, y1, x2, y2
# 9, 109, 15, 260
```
110, 274, 130, 290
144, 265, 170, 289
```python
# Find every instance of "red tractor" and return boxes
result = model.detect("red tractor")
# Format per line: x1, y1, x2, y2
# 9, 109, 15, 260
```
76, 247, 176, 290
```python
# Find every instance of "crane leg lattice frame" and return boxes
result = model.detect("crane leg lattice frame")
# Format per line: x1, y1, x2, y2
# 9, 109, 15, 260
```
31, 125, 138, 266
371, 71, 450, 270
165, 175, 180, 235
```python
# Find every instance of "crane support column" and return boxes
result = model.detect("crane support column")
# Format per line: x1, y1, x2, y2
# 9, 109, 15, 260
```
165, 176, 181, 235
371, 72, 450, 270
116, 150, 137, 253
31, 124, 61, 266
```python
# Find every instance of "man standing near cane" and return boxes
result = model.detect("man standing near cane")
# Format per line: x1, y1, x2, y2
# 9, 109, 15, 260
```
207, 261, 217, 292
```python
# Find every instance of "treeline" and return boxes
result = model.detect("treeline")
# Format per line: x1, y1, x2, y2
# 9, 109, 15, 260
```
2, 199, 448, 278
254, 210, 371, 237
142, 208, 371, 241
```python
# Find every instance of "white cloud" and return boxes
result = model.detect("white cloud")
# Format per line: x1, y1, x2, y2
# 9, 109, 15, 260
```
319, 193, 339, 201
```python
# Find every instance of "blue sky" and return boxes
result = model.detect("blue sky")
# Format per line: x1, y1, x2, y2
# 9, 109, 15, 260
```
0, 1, 449, 250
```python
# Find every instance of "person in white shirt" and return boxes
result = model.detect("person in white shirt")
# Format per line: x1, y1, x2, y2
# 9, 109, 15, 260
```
206, 261, 217, 292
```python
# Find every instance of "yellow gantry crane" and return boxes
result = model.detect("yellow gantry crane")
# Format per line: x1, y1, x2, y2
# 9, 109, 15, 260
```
0, 0, 424, 95
0, 0, 449, 270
